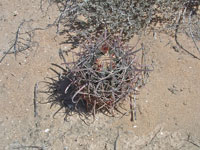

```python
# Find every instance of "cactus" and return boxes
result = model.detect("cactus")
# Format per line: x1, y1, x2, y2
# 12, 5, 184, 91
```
47, 31, 146, 120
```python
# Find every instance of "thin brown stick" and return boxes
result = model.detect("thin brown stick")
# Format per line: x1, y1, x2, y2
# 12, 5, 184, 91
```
186, 133, 200, 148
129, 95, 134, 122
34, 82, 39, 117
146, 128, 161, 146
14, 145, 44, 150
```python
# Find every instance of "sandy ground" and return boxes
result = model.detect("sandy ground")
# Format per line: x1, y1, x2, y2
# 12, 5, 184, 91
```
0, 0, 200, 150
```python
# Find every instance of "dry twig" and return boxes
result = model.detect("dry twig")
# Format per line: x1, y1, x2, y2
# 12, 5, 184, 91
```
0, 20, 32, 63
186, 133, 200, 148
34, 82, 39, 117
188, 11, 200, 54
174, 1, 200, 60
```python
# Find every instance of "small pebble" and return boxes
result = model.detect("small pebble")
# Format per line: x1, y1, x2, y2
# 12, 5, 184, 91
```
13, 11, 18, 16
165, 104, 169, 107
64, 147, 68, 150
133, 125, 137, 128
183, 101, 187, 105
44, 129, 50, 133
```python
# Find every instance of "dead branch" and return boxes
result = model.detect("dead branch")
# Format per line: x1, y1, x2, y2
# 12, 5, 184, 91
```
145, 128, 162, 146
186, 133, 200, 148
0, 20, 33, 63
188, 11, 200, 54
13, 145, 44, 150
175, 3, 200, 60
